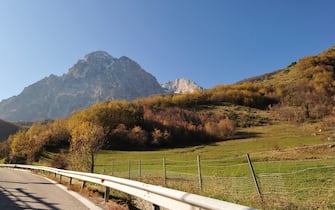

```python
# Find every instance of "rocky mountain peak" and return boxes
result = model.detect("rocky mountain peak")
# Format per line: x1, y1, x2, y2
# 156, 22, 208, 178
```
83, 51, 114, 62
0, 51, 166, 121
68, 51, 117, 78
161, 78, 204, 94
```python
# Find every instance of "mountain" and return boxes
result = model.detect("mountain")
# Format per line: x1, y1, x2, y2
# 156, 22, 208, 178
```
161, 78, 204, 94
0, 51, 165, 121
0, 119, 20, 141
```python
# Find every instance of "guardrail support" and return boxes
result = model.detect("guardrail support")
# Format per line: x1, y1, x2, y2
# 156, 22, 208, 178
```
81, 180, 86, 189
104, 187, 110, 202
153, 204, 160, 210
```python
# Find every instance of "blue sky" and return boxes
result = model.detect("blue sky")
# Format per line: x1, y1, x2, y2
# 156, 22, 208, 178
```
0, 0, 334, 101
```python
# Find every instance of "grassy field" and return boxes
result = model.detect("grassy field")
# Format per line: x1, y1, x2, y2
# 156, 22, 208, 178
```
94, 122, 335, 209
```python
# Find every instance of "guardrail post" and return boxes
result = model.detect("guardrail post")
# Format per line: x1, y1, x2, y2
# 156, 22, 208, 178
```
81, 181, 86, 189
104, 187, 110, 202
69, 177, 73, 185
59, 175, 62, 184
153, 204, 160, 210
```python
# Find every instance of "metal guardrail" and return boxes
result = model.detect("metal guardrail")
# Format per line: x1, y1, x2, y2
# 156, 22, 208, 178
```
0, 164, 255, 210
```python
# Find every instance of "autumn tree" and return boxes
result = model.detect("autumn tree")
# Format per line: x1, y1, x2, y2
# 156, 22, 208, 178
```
151, 128, 171, 146
10, 130, 29, 163
44, 119, 70, 150
127, 126, 148, 147
204, 118, 236, 139
0, 139, 10, 161
69, 121, 105, 172
25, 123, 51, 163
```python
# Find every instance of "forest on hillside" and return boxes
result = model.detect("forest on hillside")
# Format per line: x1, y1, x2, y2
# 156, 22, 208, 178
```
0, 119, 19, 141
0, 46, 335, 172
0, 86, 273, 171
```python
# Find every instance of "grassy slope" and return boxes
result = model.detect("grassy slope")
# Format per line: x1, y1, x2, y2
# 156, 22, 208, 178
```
94, 119, 335, 209
96, 122, 326, 164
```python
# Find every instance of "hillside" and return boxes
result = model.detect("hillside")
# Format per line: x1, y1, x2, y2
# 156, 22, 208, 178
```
238, 45, 335, 122
2, 45, 335, 161
239, 46, 335, 87
0, 119, 20, 141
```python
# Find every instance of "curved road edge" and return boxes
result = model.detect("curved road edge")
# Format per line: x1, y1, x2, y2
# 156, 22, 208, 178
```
42, 175, 104, 210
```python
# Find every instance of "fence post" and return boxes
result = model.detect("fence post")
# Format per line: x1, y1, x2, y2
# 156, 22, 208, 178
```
138, 160, 142, 180
197, 155, 203, 192
111, 160, 114, 176
163, 158, 166, 185
128, 160, 131, 179
246, 153, 263, 202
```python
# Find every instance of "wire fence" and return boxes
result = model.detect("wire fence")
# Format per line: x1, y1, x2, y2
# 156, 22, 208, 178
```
94, 155, 335, 209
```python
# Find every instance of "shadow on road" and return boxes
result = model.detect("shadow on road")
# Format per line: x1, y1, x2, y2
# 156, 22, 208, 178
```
0, 187, 21, 210
0, 185, 60, 210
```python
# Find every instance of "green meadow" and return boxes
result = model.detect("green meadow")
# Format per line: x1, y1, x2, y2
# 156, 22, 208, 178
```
93, 122, 335, 209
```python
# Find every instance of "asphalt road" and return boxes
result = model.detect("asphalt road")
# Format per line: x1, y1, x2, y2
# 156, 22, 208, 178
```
0, 168, 102, 210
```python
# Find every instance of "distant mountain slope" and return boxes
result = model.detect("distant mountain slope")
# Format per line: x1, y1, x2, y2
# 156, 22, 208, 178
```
238, 45, 335, 121
0, 51, 165, 121
0, 119, 20, 141
238, 46, 335, 88
161, 78, 204, 93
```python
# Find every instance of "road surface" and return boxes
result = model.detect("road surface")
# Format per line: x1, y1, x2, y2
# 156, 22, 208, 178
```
0, 168, 102, 210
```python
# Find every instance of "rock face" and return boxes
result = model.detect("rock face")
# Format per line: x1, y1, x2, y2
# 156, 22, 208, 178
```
161, 78, 204, 94
0, 51, 165, 121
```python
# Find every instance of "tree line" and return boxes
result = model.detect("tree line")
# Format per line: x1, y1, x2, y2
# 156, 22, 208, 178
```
0, 97, 241, 172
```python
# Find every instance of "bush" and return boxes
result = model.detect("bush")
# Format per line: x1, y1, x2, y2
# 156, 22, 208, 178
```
51, 153, 68, 169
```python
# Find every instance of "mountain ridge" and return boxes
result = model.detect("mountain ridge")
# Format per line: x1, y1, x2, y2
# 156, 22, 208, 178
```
2, 45, 334, 122
0, 51, 166, 121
